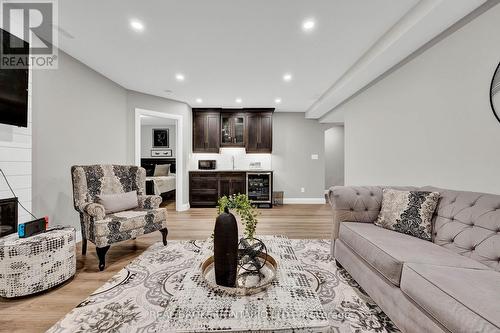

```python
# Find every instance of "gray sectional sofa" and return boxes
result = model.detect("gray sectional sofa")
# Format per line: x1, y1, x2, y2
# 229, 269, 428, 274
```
328, 186, 500, 333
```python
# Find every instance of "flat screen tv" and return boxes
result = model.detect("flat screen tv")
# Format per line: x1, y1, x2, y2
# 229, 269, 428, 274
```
0, 28, 29, 127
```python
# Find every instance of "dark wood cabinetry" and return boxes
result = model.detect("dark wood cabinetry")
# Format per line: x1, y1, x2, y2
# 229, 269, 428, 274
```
218, 172, 246, 197
189, 172, 219, 206
246, 112, 272, 153
190, 172, 246, 207
221, 113, 245, 147
193, 111, 220, 153
192, 108, 273, 153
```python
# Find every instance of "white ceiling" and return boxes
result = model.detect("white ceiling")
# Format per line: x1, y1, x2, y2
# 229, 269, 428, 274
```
55, 0, 486, 119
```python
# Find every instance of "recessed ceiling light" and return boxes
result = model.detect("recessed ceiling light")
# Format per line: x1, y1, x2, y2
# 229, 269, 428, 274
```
302, 18, 316, 32
274, 98, 282, 104
130, 19, 145, 32
175, 73, 185, 81
195, 98, 203, 103
283, 73, 292, 82
235, 98, 242, 104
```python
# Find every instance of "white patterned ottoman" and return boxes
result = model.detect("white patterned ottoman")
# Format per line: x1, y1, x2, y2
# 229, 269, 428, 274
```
0, 227, 76, 298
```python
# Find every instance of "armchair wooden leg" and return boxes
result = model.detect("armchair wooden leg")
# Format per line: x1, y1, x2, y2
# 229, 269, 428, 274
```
82, 239, 87, 255
160, 228, 168, 246
96, 246, 110, 271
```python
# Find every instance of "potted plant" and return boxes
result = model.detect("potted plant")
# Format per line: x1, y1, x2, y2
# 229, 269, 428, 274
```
217, 194, 259, 240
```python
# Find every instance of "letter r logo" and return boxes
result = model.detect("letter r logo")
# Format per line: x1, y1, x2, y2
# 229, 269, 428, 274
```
2, 1, 53, 54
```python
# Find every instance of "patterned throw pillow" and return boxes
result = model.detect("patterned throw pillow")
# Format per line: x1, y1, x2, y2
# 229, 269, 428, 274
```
375, 189, 440, 241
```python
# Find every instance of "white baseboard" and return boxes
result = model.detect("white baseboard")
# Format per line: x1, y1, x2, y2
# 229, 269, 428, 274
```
283, 198, 326, 204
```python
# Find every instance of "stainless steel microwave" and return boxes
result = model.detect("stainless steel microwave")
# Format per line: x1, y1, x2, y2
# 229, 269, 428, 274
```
198, 160, 216, 170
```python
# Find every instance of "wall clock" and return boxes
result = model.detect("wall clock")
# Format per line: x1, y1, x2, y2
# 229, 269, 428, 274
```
491, 61, 500, 123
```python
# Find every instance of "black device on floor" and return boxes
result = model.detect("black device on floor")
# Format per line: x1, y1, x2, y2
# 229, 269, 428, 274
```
18, 218, 47, 238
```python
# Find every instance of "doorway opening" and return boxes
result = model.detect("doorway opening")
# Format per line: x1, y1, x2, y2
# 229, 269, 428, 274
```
134, 108, 184, 211
324, 125, 345, 201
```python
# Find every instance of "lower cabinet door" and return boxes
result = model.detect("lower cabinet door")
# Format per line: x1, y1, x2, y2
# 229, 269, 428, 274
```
219, 179, 231, 198
230, 179, 246, 196
190, 174, 219, 207
190, 172, 247, 207
190, 189, 218, 206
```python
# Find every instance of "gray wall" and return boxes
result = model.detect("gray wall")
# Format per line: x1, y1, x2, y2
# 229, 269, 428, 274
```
271, 112, 327, 199
32, 51, 128, 231
332, 4, 500, 194
32, 51, 192, 233
126, 91, 192, 205
141, 125, 176, 158
324, 126, 344, 189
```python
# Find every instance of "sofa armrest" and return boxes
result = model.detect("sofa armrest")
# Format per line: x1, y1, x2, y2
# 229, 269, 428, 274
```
138, 195, 162, 210
329, 186, 383, 241
82, 203, 106, 220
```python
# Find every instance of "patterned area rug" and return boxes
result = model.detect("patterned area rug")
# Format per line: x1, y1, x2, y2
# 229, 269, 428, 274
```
47, 239, 400, 333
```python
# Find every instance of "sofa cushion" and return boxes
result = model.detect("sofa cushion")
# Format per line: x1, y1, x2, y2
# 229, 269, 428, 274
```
339, 222, 489, 286
93, 208, 167, 237
375, 189, 440, 241
401, 263, 500, 333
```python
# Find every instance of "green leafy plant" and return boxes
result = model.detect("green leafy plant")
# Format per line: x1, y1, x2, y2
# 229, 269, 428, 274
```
217, 194, 259, 239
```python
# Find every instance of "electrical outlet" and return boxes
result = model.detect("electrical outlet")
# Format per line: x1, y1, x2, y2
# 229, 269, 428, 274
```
301, 187, 305, 193
311, 154, 319, 160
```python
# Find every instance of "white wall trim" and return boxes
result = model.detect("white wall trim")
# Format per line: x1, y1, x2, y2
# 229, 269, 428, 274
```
134, 108, 187, 212
283, 198, 326, 204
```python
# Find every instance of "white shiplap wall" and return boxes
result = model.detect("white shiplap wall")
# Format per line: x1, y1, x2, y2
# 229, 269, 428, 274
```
0, 72, 32, 224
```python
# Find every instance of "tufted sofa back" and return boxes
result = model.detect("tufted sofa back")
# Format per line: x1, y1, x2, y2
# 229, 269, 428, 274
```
423, 186, 500, 271
71, 165, 146, 211
329, 185, 500, 271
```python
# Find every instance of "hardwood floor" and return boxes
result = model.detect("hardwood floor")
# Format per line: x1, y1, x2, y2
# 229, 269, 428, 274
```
0, 203, 333, 333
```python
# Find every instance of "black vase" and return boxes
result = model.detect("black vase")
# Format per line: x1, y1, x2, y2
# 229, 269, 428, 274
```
214, 207, 238, 287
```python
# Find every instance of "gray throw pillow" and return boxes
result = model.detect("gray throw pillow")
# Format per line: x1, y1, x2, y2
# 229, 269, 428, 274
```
375, 189, 440, 241
97, 190, 139, 214
153, 164, 170, 176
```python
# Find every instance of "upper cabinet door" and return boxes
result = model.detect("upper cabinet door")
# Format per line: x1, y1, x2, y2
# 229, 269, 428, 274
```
221, 113, 245, 147
259, 113, 272, 152
193, 110, 220, 153
206, 113, 221, 152
193, 113, 207, 152
233, 116, 245, 145
246, 113, 259, 151
246, 112, 272, 153
221, 115, 232, 146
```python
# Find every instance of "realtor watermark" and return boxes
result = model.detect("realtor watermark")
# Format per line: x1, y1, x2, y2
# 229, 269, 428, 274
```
0, 0, 58, 69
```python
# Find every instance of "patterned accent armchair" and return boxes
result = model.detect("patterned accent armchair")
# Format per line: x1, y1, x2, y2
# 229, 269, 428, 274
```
71, 165, 168, 271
